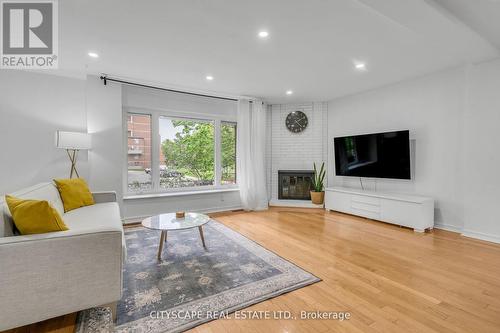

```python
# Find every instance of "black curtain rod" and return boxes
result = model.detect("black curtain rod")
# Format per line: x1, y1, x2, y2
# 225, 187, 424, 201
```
100, 75, 239, 102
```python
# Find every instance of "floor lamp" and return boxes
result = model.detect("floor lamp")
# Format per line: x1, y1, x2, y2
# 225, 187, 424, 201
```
55, 131, 92, 178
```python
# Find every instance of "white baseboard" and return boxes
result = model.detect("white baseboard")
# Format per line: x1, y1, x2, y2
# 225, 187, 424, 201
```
434, 224, 500, 244
122, 205, 243, 224
434, 223, 463, 233
462, 229, 500, 244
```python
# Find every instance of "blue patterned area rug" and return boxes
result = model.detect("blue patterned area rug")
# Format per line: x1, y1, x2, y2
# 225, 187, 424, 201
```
76, 220, 320, 333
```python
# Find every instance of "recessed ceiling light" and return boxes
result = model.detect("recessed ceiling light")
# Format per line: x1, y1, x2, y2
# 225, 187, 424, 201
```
286, 90, 293, 95
88, 52, 99, 58
354, 62, 367, 71
206, 75, 214, 81
258, 31, 269, 38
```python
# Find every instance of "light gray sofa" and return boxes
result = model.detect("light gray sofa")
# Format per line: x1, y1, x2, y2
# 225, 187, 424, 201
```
0, 182, 124, 331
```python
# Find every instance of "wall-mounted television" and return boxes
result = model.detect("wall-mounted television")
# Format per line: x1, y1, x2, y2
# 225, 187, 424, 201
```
334, 130, 411, 180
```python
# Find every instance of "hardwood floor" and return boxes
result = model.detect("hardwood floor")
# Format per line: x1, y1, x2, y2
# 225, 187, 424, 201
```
4, 208, 500, 333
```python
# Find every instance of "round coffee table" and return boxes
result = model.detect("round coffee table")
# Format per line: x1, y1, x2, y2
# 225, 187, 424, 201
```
141, 212, 210, 259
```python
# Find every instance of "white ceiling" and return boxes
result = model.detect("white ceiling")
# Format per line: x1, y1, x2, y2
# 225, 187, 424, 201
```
434, 0, 500, 49
57, 0, 499, 103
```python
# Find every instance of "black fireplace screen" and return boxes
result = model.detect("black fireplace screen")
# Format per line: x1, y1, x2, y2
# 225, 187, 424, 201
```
278, 170, 314, 200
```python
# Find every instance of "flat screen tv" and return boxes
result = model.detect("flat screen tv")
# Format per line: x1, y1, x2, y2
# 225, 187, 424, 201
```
334, 130, 411, 180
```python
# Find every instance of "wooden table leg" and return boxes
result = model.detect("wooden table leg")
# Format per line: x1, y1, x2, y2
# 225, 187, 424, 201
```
164, 230, 168, 243
198, 226, 206, 248
157, 230, 166, 260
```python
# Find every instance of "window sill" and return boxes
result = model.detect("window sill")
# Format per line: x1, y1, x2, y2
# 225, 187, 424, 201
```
123, 188, 239, 200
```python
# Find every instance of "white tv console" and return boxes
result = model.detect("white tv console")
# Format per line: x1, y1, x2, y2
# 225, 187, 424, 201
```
325, 187, 434, 232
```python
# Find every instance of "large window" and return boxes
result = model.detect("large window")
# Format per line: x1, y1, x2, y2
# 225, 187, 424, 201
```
127, 114, 152, 192
126, 112, 237, 194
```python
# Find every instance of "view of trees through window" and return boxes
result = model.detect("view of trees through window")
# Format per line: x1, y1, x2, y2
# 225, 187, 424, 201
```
127, 113, 236, 193
160, 118, 215, 188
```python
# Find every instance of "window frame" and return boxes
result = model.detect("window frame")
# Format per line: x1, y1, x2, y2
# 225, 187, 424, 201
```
123, 107, 238, 195
220, 121, 237, 185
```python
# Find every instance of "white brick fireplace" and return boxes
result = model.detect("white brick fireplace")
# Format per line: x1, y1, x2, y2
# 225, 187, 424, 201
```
266, 102, 328, 207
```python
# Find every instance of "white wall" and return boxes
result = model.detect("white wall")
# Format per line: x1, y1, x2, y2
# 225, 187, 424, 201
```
266, 102, 328, 201
122, 190, 241, 220
462, 59, 500, 243
0, 70, 88, 195
327, 67, 466, 231
326, 61, 500, 243
123, 86, 238, 121
86, 75, 124, 210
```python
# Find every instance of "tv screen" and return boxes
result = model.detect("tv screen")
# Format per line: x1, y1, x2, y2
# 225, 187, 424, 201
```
334, 130, 411, 180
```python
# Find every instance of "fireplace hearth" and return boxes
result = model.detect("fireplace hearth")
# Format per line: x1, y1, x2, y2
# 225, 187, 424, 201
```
278, 170, 314, 200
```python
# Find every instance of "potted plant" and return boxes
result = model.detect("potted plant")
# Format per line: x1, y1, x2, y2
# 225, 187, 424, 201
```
311, 162, 326, 205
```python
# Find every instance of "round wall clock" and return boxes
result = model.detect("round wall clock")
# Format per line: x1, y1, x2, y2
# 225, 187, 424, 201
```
285, 111, 308, 133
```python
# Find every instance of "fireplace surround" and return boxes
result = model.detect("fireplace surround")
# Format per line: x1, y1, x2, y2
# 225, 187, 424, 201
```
278, 170, 314, 200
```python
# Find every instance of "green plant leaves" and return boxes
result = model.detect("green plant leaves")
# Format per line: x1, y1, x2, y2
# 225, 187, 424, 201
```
312, 162, 326, 192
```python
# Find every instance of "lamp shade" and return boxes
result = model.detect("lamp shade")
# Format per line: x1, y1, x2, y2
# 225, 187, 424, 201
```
55, 131, 91, 150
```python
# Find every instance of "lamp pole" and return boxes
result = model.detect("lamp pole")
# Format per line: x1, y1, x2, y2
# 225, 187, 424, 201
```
66, 149, 80, 178
55, 131, 91, 178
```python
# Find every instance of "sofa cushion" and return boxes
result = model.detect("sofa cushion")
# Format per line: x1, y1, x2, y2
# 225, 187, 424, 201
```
1, 183, 65, 238
10, 183, 65, 215
63, 202, 126, 255
1, 205, 15, 237
6, 195, 68, 235
63, 202, 122, 233
54, 178, 95, 213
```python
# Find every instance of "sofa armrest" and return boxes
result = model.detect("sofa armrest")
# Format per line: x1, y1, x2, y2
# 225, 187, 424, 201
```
92, 191, 117, 203
0, 230, 123, 331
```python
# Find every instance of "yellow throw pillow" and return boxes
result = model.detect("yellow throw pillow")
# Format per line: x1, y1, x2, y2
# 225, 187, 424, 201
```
53, 178, 95, 213
5, 195, 68, 235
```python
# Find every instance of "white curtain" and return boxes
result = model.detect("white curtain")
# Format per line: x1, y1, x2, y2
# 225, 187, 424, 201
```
237, 100, 268, 211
